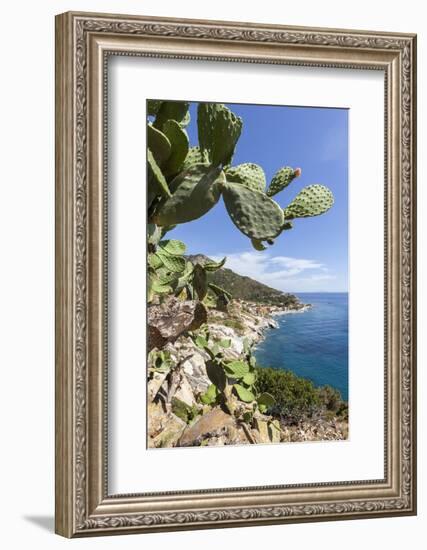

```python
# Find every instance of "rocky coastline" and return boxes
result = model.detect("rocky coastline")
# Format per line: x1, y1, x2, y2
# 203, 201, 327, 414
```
147, 295, 348, 448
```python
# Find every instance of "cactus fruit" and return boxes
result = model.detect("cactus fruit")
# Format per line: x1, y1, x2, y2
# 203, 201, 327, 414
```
283, 184, 334, 219
225, 163, 266, 192
197, 103, 242, 167
222, 181, 284, 240
161, 119, 189, 176
267, 166, 301, 197
154, 164, 225, 225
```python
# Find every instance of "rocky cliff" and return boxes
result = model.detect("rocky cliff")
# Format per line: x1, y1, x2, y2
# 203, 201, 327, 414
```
147, 296, 347, 448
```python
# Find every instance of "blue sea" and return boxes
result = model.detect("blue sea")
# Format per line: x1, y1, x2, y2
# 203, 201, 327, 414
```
254, 293, 348, 401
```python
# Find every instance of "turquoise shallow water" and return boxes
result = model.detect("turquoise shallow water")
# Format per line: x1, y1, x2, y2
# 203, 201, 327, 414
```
254, 293, 349, 401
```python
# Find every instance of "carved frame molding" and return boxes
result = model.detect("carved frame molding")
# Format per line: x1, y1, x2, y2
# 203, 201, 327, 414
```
55, 11, 416, 537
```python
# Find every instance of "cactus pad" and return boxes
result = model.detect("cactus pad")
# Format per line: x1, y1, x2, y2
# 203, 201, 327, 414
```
161, 119, 189, 176
224, 360, 249, 379
182, 146, 210, 170
158, 239, 186, 256
149, 276, 174, 294
234, 384, 255, 403
225, 163, 266, 192
251, 238, 267, 251
154, 164, 225, 226
283, 184, 334, 219
147, 99, 162, 117
222, 181, 284, 240
197, 103, 242, 167
155, 269, 180, 285
147, 149, 171, 198
156, 250, 186, 272
148, 252, 164, 270
147, 124, 171, 166
267, 166, 301, 197
257, 392, 275, 413
203, 257, 226, 272
153, 101, 189, 129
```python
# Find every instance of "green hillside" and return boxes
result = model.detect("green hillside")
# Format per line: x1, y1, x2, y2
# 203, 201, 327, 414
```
187, 254, 303, 308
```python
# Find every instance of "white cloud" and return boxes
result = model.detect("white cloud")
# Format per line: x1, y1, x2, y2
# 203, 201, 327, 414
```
211, 251, 337, 292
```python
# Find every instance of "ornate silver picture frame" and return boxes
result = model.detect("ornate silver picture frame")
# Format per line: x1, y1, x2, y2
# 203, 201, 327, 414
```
55, 11, 417, 537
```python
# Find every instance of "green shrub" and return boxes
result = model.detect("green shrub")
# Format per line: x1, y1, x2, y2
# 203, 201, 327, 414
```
254, 367, 346, 423
317, 385, 342, 411
221, 318, 245, 333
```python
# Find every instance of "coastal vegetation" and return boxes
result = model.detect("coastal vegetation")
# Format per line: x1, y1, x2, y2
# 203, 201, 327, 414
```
255, 367, 348, 423
146, 99, 343, 447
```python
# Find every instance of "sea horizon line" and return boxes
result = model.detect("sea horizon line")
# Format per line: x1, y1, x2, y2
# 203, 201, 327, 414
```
291, 291, 349, 294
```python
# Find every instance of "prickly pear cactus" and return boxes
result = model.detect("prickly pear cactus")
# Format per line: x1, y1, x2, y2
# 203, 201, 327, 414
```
222, 181, 284, 240
147, 99, 162, 117
197, 103, 242, 167
225, 163, 266, 192
251, 238, 267, 251
283, 184, 334, 219
158, 239, 186, 256
161, 119, 189, 176
155, 251, 186, 273
181, 146, 210, 171
147, 124, 171, 166
267, 166, 301, 197
153, 101, 189, 129
147, 149, 171, 202
147, 100, 335, 250
153, 164, 225, 225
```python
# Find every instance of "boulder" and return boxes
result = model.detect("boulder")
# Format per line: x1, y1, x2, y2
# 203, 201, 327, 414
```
252, 418, 271, 444
178, 408, 235, 447
174, 372, 196, 406
168, 338, 211, 394
147, 370, 169, 401
148, 298, 207, 351
252, 417, 282, 444
268, 419, 281, 443
148, 401, 187, 448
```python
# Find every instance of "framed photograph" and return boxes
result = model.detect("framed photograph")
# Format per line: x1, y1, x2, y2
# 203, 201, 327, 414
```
55, 11, 417, 537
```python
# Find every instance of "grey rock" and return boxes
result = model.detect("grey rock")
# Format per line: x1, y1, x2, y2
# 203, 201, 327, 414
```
148, 297, 207, 351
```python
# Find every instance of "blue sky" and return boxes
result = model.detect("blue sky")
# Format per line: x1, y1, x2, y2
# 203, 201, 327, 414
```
168, 102, 348, 293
